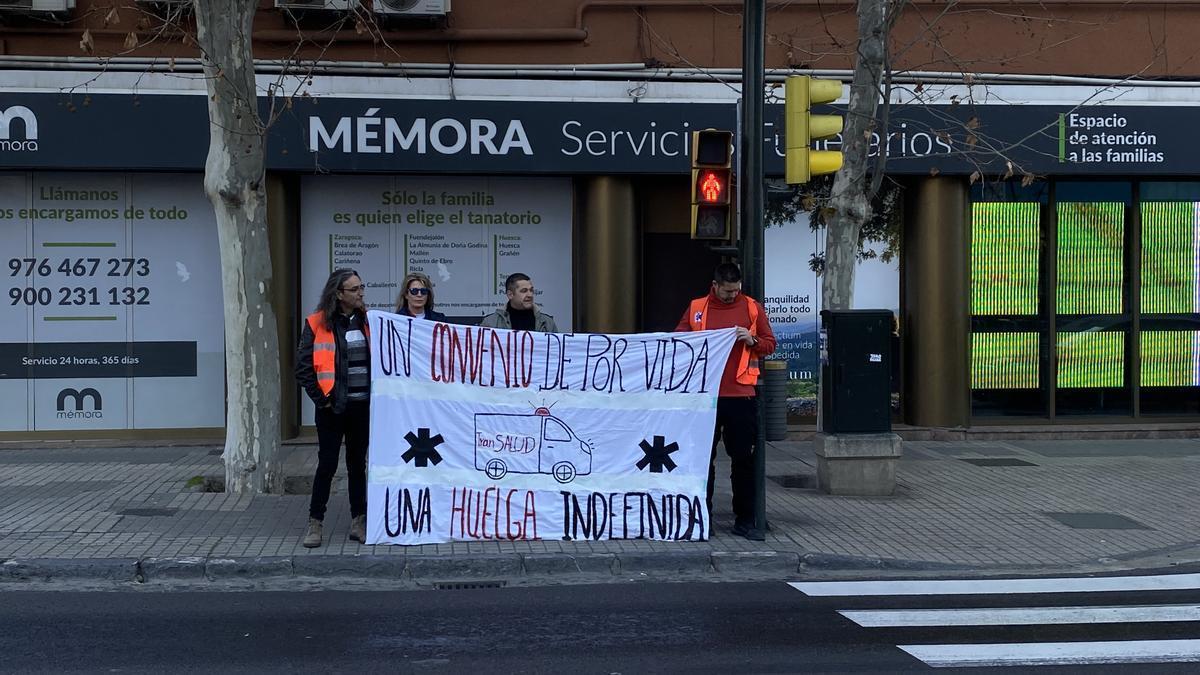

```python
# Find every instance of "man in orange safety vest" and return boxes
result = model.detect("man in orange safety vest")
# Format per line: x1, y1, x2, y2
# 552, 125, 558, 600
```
675, 262, 776, 538
295, 268, 371, 549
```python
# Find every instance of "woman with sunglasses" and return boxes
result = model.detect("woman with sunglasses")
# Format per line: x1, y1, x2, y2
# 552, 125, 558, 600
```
395, 271, 448, 322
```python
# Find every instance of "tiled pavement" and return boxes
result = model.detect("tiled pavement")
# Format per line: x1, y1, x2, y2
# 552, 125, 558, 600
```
2, 438, 1199, 582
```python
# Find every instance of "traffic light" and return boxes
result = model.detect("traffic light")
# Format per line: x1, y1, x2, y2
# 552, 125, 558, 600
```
785, 75, 845, 184
690, 129, 734, 240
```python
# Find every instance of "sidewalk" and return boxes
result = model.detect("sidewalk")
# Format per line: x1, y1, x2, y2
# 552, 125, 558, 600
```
2, 437, 1199, 586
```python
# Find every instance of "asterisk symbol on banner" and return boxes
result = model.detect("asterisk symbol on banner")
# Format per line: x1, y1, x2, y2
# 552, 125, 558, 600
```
636, 435, 679, 473
402, 428, 445, 467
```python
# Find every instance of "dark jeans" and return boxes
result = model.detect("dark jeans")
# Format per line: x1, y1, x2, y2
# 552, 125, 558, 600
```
309, 401, 369, 521
708, 396, 758, 525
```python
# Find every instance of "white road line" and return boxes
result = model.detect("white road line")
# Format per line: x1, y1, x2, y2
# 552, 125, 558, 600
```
899, 639, 1200, 668
841, 604, 1200, 627
788, 573, 1200, 597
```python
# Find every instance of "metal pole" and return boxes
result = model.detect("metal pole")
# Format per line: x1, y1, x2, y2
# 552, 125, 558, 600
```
740, 0, 768, 542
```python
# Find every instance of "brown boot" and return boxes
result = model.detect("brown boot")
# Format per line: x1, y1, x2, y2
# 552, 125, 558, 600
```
302, 518, 323, 548
349, 515, 366, 543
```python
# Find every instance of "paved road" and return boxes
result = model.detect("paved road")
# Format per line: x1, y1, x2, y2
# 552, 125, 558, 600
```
3, 576, 1200, 672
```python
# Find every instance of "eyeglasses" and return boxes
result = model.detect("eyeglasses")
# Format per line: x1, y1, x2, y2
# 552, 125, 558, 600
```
407, 288, 430, 296
340, 284, 364, 293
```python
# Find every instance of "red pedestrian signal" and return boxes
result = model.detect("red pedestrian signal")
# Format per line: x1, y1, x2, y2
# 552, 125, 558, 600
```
697, 170, 728, 204
690, 129, 734, 240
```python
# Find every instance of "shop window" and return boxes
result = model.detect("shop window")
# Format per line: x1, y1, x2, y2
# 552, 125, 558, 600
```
972, 332, 1039, 389
1140, 202, 1198, 314
967, 181, 1200, 420
969, 200, 1047, 417
1053, 184, 1131, 416
1054, 321, 1132, 415
1057, 330, 1125, 388
1140, 327, 1200, 415
1140, 330, 1199, 387
1138, 185, 1200, 414
971, 202, 1040, 316
1056, 201, 1125, 315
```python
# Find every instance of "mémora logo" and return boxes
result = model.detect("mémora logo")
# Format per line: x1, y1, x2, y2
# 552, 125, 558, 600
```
56, 387, 102, 420
0, 106, 38, 152
308, 108, 532, 156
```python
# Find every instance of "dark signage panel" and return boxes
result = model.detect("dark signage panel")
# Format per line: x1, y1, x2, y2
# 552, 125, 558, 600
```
0, 341, 198, 379
0, 92, 1193, 176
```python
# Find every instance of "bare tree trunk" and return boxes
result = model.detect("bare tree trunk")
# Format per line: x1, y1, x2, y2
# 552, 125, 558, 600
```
194, 0, 282, 493
822, 0, 890, 312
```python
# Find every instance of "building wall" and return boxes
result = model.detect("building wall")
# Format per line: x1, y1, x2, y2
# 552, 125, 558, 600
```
0, 1, 1198, 78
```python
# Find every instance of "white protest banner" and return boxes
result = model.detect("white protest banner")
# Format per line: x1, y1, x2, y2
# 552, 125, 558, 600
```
366, 310, 736, 545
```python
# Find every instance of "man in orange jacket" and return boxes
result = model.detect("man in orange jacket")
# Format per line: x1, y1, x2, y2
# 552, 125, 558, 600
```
676, 262, 777, 538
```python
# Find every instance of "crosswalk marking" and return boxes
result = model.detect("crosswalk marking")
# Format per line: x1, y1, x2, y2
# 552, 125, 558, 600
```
841, 604, 1200, 627
899, 639, 1200, 668
789, 574, 1200, 667
789, 572, 1200, 597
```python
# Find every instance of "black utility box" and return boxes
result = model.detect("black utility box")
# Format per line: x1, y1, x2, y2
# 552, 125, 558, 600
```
820, 309, 893, 433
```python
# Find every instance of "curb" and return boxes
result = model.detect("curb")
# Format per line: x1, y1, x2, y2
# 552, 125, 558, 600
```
1, 557, 141, 582
0, 549, 971, 585
713, 551, 803, 576
799, 552, 967, 572
6, 550, 1195, 586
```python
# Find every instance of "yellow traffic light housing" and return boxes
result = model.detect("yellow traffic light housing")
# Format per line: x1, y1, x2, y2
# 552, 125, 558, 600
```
690, 129, 734, 240
785, 75, 845, 184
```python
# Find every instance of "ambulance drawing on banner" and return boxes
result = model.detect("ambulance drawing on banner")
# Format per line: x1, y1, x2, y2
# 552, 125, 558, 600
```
474, 407, 593, 483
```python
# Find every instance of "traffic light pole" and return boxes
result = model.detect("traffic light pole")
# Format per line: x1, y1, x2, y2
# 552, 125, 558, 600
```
739, 0, 768, 542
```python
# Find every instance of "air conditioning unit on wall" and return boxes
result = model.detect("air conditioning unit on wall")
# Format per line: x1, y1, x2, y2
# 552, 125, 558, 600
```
275, 0, 359, 10
0, 0, 75, 13
374, 0, 449, 18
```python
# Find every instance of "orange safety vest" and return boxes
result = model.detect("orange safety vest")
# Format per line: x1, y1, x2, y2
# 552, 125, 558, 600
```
688, 296, 761, 386
306, 311, 370, 396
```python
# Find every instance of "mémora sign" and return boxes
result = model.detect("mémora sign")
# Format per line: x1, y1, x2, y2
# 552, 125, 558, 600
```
0, 92, 1194, 176
364, 310, 736, 545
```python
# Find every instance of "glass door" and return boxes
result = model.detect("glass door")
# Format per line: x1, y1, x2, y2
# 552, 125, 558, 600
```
1053, 183, 1132, 416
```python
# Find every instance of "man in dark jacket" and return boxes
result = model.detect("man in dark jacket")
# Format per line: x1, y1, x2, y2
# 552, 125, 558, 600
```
480, 272, 558, 332
295, 269, 370, 548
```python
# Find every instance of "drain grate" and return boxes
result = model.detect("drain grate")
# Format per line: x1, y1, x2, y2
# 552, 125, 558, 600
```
959, 457, 1038, 467
116, 508, 178, 517
1043, 511, 1153, 530
769, 474, 816, 489
433, 580, 507, 590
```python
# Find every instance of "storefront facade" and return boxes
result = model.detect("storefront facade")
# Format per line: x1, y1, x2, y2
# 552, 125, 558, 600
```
3, 70, 1198, 438
3, 0, 1200, 437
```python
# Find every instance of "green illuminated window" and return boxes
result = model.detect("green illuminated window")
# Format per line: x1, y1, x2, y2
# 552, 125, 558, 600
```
1056, 202, 1125, 314
1056, 331, 1124, 388
971, 332, 1039, 389
1141, 202, 1198, 314
1141, 331, 1199, 387
971, 202, 1040, 315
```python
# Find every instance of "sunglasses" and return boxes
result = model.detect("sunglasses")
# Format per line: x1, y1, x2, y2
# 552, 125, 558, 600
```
408, 287, 430, 296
